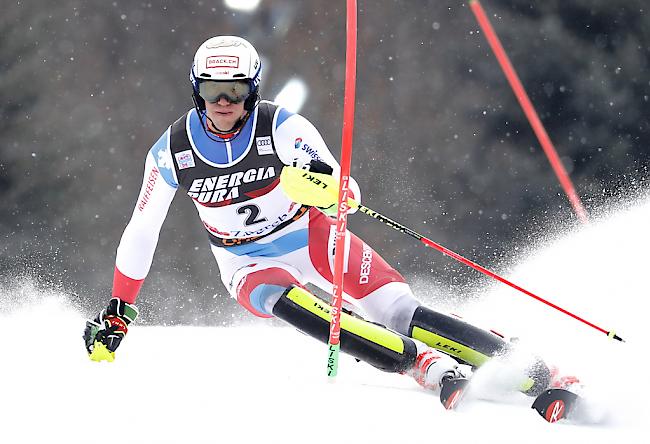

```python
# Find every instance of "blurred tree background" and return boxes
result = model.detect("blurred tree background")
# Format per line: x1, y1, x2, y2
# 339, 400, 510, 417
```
1, 0, 648, 323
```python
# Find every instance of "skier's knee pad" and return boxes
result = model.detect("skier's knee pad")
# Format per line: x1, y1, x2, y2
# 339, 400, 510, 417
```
408, 306, 508, 367
379, 291, 420, 335
272, 285, 417, 373
236, 267, 300, 317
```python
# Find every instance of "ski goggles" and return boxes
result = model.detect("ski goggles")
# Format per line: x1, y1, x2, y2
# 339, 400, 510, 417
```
198, 80, 251, 104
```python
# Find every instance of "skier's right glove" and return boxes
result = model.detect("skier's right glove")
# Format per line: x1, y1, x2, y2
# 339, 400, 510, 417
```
83, 297, 139, 362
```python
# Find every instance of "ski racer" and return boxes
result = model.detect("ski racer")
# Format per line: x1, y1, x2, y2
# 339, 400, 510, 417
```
84, 35, 560, 396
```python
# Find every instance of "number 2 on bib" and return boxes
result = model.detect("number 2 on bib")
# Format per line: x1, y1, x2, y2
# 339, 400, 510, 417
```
237, 204, 268, 226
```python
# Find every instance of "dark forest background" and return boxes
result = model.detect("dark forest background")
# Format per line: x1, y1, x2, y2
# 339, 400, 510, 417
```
1, 0, 648, 323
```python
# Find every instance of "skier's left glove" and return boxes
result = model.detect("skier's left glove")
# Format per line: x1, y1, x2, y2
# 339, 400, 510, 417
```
305, 160, 338, 217
280, 160, 340, 217
83, 297, 139, 362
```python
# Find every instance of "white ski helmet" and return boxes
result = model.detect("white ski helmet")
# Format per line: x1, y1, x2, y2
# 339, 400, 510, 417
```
190, 36, 262, 112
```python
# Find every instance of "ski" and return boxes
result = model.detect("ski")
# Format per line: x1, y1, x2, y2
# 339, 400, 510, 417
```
441, 378, 586, 424
531, 388, 580, 423
439, 377, 470, 410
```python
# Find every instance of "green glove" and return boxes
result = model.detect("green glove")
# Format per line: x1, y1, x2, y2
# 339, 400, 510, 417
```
83, 297, 139, 362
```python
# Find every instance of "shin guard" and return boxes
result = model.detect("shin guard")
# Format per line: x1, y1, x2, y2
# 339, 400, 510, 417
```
408, 306, 509, 367
272, 285, 417, 373
409, 306, 551, 396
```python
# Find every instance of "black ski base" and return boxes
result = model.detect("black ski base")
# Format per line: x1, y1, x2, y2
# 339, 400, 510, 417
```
439, 377, 470, 410
532, 388, 580, 423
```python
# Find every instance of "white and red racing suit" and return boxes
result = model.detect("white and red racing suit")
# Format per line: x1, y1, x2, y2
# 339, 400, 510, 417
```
112, 101, 418, 327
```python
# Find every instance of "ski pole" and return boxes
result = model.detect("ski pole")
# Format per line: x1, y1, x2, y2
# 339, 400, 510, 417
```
353, 202, 623, 343
280, 165, 623, 343
327, 0, 358, 379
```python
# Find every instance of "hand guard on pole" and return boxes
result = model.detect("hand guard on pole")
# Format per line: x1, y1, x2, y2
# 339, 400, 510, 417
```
83, 297, 139, 362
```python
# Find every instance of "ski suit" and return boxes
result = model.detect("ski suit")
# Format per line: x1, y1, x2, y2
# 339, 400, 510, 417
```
104, 100, 553, 394
113, 101, 419, 332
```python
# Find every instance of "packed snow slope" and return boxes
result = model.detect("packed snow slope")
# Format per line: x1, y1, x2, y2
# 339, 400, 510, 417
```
2, 197, 649, 443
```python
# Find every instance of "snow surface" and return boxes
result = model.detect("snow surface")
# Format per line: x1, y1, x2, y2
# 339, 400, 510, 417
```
2, 197, 649, 443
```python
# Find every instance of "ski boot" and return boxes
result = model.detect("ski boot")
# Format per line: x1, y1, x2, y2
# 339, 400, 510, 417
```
407, 347, 464, 392
548, 365, 581, 391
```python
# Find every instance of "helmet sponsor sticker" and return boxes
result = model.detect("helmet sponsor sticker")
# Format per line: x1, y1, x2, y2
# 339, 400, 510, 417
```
206, 55, 239, 69
255, 136, 273, 155
175, 149, 196, 170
